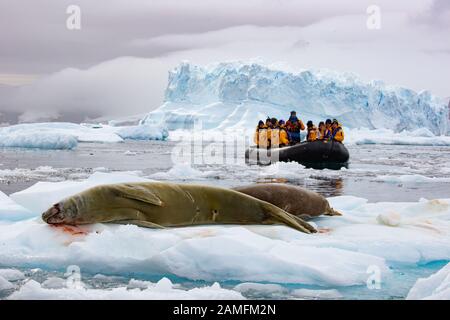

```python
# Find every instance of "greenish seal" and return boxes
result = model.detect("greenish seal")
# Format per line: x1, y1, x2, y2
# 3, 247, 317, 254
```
42, 182, 316, 234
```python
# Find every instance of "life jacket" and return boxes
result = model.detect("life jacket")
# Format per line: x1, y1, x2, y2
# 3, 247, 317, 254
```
270, 128, 280, 148
279, 126, 290, 146
323, 127, 332, 140
254, 126, 268, 148
307, 126, 318, 142
331, 126, 344, 143
286, 117, 305, 132
318, 127, 326, 140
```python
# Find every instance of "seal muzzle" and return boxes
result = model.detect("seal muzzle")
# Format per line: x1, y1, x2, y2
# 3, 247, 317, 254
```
42, 203, 64, 224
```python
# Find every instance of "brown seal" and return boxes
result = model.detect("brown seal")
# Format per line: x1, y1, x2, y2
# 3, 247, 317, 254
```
233, 183, 341, 219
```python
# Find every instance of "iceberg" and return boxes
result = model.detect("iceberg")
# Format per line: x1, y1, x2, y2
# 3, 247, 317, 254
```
142, 62, 449, 135
115, 124, 168, 141
0, 130, 78, 150
0, 122, 169, 150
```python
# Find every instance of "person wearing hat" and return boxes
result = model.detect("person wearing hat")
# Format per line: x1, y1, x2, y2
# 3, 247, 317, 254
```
330, 119, 344, 143
318, 121, 326, 140
306, 120, 318, 142
323, 119, 332, 141
278, 119, 290, 147
269, 118, 280, 148
254, 120, 269, 148
285, 111, 305, 144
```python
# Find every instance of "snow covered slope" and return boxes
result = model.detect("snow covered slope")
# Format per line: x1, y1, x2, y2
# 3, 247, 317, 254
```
142, 62, 449, 135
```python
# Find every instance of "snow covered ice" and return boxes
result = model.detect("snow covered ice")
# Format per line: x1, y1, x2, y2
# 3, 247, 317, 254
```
7, 277, 244, 300
0, 171, 449, 299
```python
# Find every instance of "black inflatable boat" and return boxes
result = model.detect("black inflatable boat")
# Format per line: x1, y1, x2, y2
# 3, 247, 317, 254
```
245, 140, 350, 169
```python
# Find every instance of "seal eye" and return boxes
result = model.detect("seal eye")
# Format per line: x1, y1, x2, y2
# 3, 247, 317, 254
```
51, 204, 60, 215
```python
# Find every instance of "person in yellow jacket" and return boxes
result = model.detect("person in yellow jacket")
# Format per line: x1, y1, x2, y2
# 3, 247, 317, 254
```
318, 121, 326, 140
330, 119, 344, 143
278, 120, 290, 147
306, 120, 318, 142
254, 120, 269, 148
268, 117, 280, 148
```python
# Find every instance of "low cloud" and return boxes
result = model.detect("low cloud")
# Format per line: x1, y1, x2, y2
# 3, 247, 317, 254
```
0, 0, 448, 123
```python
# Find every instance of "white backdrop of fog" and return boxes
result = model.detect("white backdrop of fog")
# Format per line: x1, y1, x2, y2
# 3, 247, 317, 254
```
0, 0, 449, 123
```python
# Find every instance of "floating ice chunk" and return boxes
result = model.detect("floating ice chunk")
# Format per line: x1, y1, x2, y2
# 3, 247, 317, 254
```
0, 122, 169, 150
374, 174, 450, 184
154, 277, 174, 292
127, 279, 153, 290
233, 282, 287, 295
0, 276, 14, 291
0, 122, 120, 147
92, 274, 125, 283
124, 150, 137, 156
347, 128, 450, 146
149, 163, 215, 180
377, 212, 402, 227
291, 288, 343, 299
407, 263, 450, 300
0, 131, 78, 150
41, 277, 66, 289
116, 124, 168, 141
0, 269, 25, 281
7, 279, 244, 300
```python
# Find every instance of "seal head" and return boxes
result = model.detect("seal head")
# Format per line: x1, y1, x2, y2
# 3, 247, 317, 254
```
42, 198, 81, 225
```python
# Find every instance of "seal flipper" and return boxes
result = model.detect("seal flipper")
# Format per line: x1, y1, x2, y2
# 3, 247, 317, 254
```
112, 220, 165, 229
112, 184, 163, 206
289, 213, 317, 233
263, 203, 316, 234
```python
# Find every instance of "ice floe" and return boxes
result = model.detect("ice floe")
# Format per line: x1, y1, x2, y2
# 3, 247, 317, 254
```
0, 122, 168, 150
7, 277, 243, 300
291, 288, 343, 299
0, 171, 449, 299
0, 269, 25, 281
407, 262, 450, 300
0, 190, 34, 221
0, 276, 14, 291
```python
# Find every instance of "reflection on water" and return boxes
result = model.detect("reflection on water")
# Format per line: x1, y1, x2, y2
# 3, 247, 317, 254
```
256, 177, 345, 197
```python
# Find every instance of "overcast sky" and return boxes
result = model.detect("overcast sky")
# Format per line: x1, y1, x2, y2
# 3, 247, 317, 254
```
0, 0, 449, 122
